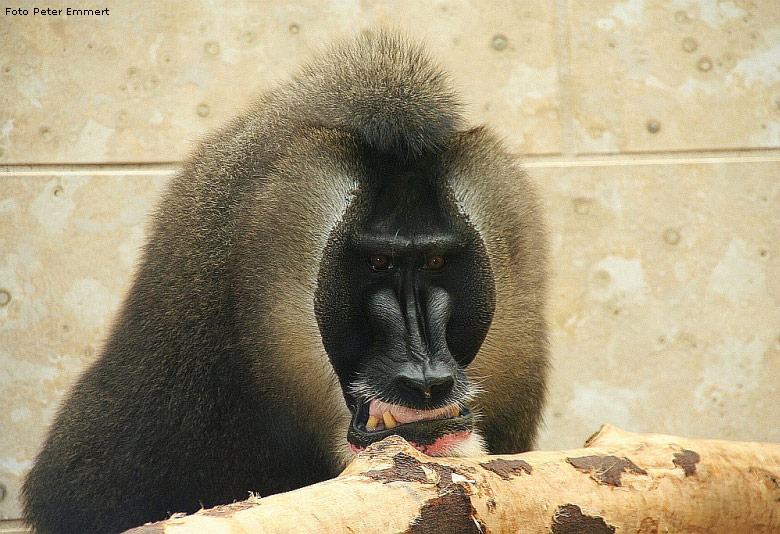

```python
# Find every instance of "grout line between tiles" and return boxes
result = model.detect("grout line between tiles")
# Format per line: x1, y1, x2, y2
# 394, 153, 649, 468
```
523, 155, 780, 167
0, 150, 779, 177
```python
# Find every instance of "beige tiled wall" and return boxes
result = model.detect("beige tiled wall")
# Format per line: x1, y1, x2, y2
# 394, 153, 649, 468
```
1, 0, 779, 521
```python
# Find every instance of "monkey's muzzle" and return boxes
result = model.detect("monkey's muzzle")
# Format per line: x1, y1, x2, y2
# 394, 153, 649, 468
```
347, 398, 474, 456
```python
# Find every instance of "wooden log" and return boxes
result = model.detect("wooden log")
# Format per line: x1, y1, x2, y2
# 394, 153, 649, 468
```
124, 424, 780, 533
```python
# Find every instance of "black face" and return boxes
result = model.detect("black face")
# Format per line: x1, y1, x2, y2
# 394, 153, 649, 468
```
314, 166, 495, 453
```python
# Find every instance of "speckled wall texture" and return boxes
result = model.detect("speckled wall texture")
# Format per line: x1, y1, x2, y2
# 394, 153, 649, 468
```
1, 0, 779, 521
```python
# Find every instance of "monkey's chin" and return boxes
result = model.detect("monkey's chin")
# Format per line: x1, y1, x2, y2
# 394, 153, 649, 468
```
346, 401, 475, 457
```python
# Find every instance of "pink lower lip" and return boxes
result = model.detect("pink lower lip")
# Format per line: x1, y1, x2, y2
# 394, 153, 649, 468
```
349, 430, 472, 457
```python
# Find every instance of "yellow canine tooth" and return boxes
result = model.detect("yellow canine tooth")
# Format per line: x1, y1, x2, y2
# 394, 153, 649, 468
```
383, 411, 397, 429
366, 415, 379, 431
453, 405, 460, 417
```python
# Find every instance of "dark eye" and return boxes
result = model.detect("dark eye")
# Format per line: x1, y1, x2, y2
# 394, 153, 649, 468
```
425, 255, 445, 270
369, 254, 390, 270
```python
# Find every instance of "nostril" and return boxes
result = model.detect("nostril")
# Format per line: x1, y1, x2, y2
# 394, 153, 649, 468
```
395, 373, 426, 399
429, 377, 454, 399
424, 363, 456, 398
394, 368, 455, 403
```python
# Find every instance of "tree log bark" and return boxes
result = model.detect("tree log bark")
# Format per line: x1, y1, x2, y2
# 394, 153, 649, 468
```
125, 425, 780, 533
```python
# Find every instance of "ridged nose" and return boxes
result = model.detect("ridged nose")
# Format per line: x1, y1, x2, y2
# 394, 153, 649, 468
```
400, 267, 427, 354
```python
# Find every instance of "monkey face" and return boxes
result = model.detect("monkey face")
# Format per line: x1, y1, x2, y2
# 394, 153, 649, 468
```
315, 168, 496, 455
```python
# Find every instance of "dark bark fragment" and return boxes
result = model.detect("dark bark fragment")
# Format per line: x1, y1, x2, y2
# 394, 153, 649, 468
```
673, 450, 700, 477
363, 452, 428, 484
407, 485, 483, 534
551, 503, 616, 534
480, 458, 533, 480
567, 455, 647, 486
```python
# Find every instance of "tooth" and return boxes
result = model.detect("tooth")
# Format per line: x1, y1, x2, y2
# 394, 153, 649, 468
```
453, 405, 460, 417
383, 411, 397, 429
366, 415, 379, 431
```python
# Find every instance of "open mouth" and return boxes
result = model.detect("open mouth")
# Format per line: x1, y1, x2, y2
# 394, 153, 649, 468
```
347, 398, 474, 456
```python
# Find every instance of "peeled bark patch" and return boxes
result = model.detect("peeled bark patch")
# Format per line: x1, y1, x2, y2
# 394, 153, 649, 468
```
408, 484, 483, 534
567, 455, 647, 486
673, 450, 700, 476
480, 458, 532, 480
551, 503, 616, 534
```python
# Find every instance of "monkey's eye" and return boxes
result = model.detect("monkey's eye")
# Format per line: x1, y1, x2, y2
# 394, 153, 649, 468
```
424, 255, 445, 270
368, 254, 390, 270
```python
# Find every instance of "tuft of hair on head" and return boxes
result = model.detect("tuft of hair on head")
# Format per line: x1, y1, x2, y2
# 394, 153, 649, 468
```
291, 30, 464, 160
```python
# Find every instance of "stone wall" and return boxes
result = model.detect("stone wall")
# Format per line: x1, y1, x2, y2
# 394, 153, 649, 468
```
1, 0, 778, 521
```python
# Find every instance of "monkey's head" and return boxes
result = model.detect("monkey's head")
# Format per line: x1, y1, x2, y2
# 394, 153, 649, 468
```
239, 32, 546, 459
314, 157, 496, 455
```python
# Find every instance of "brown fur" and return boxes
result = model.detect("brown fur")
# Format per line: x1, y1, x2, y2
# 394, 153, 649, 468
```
446, 128, 549, 452
22, 31, 548, 534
